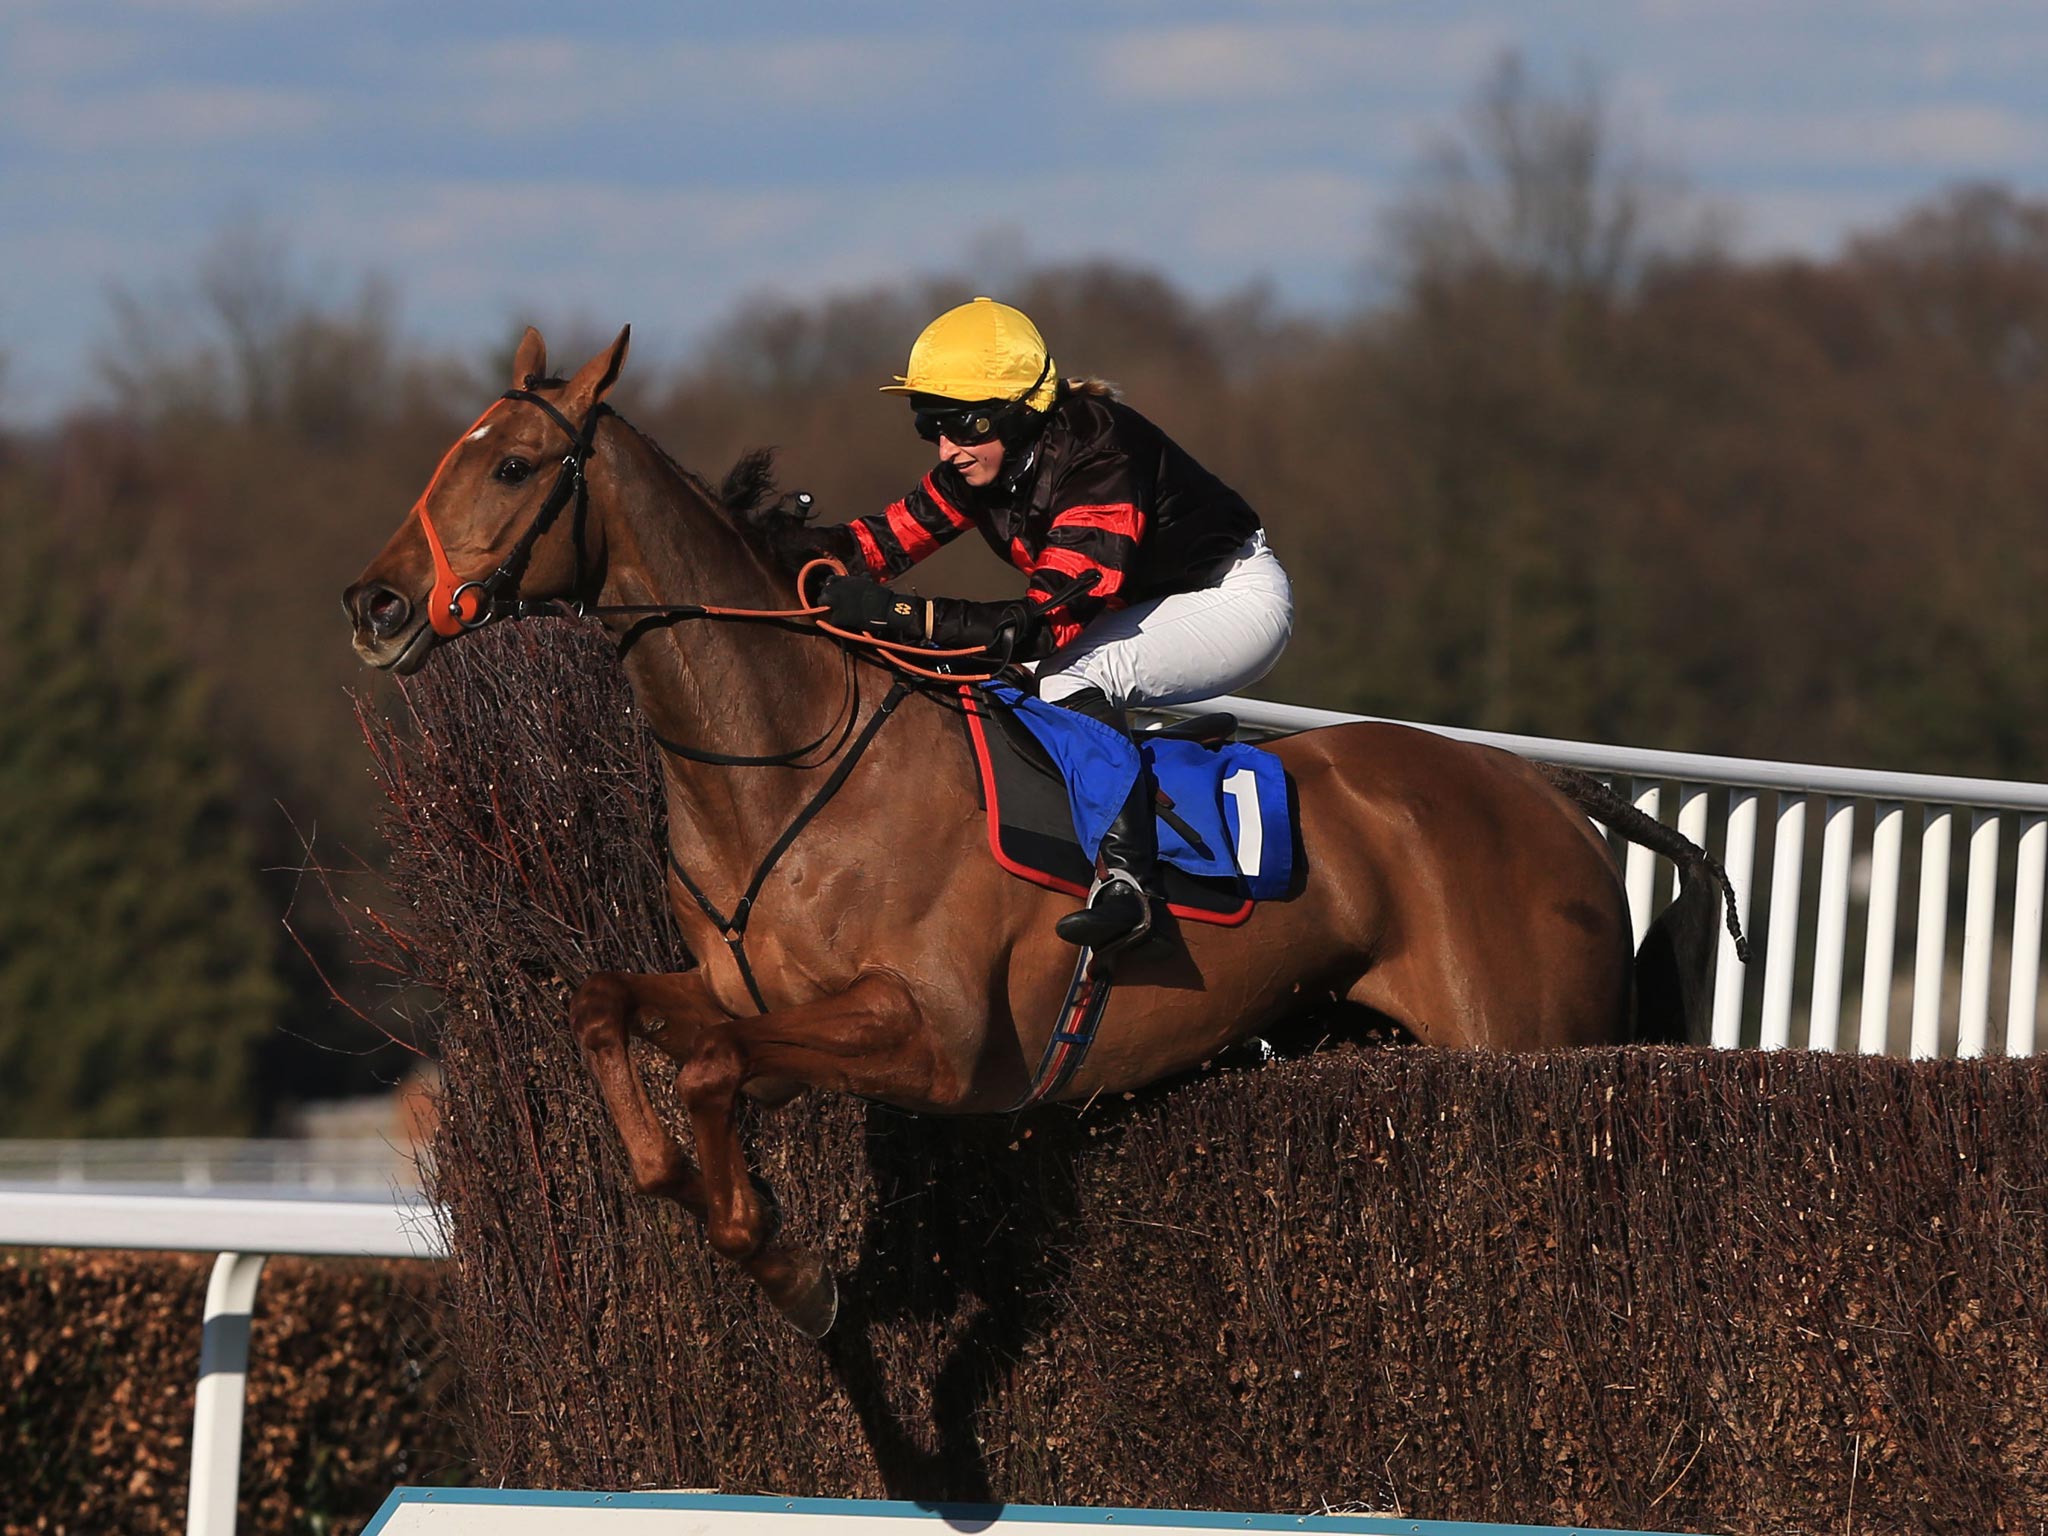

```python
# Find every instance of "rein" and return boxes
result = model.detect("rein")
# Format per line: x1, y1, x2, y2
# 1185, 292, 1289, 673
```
413, 389, 1018, 686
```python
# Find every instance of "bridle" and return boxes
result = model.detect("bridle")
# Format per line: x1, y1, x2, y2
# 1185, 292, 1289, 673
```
408, 384, 1058, 686
414, 386, 610, 637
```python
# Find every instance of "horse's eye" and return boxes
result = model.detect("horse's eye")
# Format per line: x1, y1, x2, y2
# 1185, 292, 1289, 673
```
494, 456, 533, 485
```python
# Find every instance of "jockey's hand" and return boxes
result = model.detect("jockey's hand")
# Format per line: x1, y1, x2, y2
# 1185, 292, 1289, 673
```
821, 575, 927, 643
928, 595, 1048, 658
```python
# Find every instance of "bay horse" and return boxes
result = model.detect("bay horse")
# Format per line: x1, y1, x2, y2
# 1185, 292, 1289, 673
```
345, 326, 1740, 1337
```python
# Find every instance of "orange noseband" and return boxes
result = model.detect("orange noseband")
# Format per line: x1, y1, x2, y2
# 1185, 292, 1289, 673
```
410, 400, 507, 637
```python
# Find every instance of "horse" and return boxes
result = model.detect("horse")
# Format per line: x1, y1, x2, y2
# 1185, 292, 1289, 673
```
345, 326, 1741, 1337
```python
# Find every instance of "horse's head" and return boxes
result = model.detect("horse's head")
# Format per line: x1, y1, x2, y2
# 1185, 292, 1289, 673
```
343, 325, 630, 673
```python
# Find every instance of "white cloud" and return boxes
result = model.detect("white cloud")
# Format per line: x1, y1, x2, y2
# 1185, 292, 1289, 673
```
465, 36, 588, 87
752, 35, 935, 99
347, 179, 824, 270
0, 212, 143, 268
4, 19, 148, 81
1092, 19, 1511, 104
1724, 187, 1910, 256
125, 0, 310, 15
1177, 169, 1383, 263
1683, 102, 2048, 172
447, 31, 954, 133
1889, 104, 2042, 163
12, 82, 328, 151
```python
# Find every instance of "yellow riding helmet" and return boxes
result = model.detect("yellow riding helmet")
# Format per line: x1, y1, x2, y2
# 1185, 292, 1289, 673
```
879, 296, 1060, 412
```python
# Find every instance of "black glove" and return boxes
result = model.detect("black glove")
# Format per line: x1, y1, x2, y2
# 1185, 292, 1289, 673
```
822, 575, 927, 643
928, 596, 1047, 658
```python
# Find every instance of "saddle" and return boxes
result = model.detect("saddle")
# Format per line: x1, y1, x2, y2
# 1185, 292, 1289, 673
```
959, 687, 1265, 926
1148, 711, 1240, 747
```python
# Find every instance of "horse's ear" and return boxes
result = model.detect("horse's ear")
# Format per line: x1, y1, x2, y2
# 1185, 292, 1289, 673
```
512, 327, 548, 390
565, 325, 631, 411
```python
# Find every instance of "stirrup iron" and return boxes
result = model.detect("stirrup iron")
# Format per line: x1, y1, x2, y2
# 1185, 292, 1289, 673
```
1055, 869, 1153, 955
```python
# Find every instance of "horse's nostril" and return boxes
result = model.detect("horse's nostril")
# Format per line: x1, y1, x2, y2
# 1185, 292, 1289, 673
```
365, 586, 410, 637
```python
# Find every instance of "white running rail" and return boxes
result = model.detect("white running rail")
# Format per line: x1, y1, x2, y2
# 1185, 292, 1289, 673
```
0, 1137, 426, 1194
1185, 694, 2048, 1057
0, 1190, 447, 1536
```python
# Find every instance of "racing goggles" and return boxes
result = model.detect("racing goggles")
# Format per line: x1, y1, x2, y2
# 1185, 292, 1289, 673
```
910, 356, 1052, 446
913, 401, 1006, 446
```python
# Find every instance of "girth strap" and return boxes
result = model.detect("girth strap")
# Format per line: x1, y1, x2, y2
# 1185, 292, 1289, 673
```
663, 679, 911, 1014
1009, 949, 1115, 1111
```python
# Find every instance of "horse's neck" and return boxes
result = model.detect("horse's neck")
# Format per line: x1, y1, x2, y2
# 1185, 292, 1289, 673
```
592, 429, 864, 857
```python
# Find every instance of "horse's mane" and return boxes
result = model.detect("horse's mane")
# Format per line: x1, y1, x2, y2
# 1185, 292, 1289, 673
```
608, 412, 787, 545
715, 447, 782, 527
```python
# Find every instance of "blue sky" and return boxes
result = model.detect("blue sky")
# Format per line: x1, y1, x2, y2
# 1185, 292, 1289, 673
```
6, 0, 2048, 419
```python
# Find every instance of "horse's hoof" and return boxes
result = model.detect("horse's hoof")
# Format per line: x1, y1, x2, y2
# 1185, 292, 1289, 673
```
775, 1255, 839, 1339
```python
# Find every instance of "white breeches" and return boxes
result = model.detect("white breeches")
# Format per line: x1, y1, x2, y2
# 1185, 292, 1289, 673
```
1035, 531, 1293, 710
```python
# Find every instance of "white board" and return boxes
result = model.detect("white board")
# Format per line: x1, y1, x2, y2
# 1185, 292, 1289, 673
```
363, 1489, 1702, 1536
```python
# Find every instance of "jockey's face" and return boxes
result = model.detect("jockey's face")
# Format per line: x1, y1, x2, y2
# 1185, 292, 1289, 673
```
938, 432, 1007, 488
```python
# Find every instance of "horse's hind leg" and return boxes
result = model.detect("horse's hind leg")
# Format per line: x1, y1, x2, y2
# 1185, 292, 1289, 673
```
674, 970, 942, 1338
569, 969, 725, 1212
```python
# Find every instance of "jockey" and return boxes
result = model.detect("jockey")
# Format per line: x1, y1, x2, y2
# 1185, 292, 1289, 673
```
776, 296, 1292, 956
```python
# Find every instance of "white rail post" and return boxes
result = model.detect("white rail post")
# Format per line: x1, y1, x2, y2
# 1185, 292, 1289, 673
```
1677, 784, 1710, 856
1956, 810, 2002, 1058
1712, 789, 1760, 1048
1807, 796, 1856, 1051
1910, 807, 1955, 1060
1759, 795, 1808, 1049
1625, 779, 1663, 946
1858, 802, 1906, 1053
188, 1251, 268, 1536
2008, 814, 2045, 1057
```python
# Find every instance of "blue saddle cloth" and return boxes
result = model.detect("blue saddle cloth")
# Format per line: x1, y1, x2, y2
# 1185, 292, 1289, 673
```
982, 683, 1295, 900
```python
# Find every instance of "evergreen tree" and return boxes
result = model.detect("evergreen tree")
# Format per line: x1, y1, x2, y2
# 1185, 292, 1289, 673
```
0, 485, 283, 1135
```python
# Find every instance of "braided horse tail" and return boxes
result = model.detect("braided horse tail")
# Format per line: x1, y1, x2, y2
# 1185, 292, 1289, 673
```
1538, 765, 1751, 1044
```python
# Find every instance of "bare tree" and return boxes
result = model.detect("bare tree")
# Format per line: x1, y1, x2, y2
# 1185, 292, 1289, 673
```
1383, 51, 1722, 300
1849, 182, 2048, 389
197, 219, 299, 421
97, 218, 406, 437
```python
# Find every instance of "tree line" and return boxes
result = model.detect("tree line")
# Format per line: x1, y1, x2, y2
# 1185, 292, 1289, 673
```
4, 64, 2045, 1132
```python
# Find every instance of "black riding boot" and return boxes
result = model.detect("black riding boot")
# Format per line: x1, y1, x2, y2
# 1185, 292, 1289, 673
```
1050, 688, 1161, 955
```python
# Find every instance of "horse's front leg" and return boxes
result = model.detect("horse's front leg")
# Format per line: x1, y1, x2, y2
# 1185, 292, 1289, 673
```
676, 969, 947, 1337
568, 968, 729, 1215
